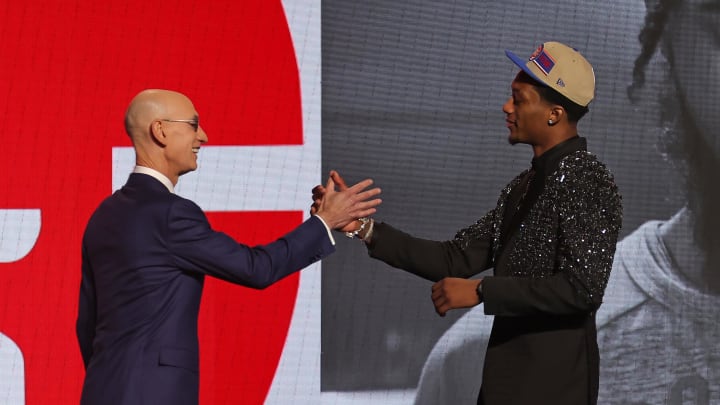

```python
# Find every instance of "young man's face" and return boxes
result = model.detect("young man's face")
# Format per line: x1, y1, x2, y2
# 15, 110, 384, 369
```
502, 72, 552, 147
667, 0, 720, 156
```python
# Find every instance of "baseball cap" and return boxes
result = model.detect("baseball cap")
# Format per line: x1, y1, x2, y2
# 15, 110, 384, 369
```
505, 41, 595, 107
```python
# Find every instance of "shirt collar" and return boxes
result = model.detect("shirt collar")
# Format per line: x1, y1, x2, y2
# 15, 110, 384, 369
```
531, 136, 587, 178
133, 166, 175, 193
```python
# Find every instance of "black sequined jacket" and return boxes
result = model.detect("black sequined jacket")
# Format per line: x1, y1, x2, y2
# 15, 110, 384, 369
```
367, 149, 622, 405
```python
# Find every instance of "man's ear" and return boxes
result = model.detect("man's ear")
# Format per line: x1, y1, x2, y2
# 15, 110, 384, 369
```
549, 106, 565, 124
150, 120, 167, 146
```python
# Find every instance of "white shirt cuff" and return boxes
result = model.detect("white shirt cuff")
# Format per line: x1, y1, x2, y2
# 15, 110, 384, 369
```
313, 215, 336, 245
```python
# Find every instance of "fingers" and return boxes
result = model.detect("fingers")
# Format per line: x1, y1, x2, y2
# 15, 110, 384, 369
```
339, 219, 362, 234
432, 280, 448, 317
311, 184, 326, 197
350, 207, 378, 220
344, 184, 382, 213
310, 182, 328, 216
337, 180, 382, 218
330, 170, 349, 190
352, 195, 383, 210
346, 178, 375, 193
431, 280, 442, 294
342, 197, 382, 221
431, 283, 442, 301
433, 297, 448, 317
355, 186, 382, 201
312, 172, 382, 230
310, 184, 325, 215
319, 174, 376, 199
431, 278, 479, 317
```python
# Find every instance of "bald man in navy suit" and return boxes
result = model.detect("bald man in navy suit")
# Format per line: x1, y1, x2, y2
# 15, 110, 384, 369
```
76, 89, 381, 405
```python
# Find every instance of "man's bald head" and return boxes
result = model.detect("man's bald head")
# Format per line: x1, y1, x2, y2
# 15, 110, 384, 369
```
124, 89, 194, 142
123, 89, 206, 184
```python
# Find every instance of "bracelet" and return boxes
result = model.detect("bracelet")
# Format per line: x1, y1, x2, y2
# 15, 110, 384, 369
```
361, 217, 374, 242
345, 217, 370, 239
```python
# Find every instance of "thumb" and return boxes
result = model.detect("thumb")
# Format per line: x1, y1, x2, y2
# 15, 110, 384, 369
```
325, 175, 336, 193
331, 170, 349, 191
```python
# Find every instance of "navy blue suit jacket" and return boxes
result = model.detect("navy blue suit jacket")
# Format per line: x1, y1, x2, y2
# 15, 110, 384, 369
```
76, 173, 334, 405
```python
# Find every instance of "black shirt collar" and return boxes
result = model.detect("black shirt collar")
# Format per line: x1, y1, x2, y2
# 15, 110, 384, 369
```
531, 136, 587, 178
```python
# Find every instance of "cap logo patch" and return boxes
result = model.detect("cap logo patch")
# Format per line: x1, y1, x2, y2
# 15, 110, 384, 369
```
529, 45, 556, 76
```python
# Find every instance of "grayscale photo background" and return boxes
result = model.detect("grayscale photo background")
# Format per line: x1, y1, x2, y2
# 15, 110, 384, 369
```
321, 0, 682, 393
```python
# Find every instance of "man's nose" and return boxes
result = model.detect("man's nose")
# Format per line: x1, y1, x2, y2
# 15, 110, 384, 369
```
502, 97, 513, 114
198, 126, 208, 143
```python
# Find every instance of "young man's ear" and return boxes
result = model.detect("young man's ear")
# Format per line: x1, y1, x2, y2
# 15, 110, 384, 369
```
548, 106, 565, 125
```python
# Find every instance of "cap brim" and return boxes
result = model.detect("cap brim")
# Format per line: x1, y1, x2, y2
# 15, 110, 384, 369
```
505, 49, 546, 87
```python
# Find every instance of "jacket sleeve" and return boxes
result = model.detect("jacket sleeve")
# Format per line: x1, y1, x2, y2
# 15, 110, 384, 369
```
76, 243, 97, 369
483, 162, 623, 316
366, 211, 496, 282
166, 198, 335, 289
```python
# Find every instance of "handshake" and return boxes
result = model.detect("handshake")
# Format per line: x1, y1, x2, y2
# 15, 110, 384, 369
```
310, 170, 480, 317
310, 170, 381, 236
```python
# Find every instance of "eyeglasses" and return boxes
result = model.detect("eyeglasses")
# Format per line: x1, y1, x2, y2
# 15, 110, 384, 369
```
161, 119, 199, 132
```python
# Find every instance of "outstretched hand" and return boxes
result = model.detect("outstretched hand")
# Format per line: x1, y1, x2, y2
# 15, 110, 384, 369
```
311, 170, 349, 213
431, 278, 483, 317
313, 170, 381, 231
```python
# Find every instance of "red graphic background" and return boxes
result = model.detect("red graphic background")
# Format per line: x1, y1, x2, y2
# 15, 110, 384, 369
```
0, 1, 304, 403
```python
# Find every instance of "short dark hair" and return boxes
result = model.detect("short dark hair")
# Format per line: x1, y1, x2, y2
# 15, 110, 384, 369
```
516, 71, 589, 123
535, 85, 589, 123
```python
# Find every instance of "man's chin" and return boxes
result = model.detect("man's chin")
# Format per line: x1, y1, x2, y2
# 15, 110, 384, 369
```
179, 167, 197, 176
